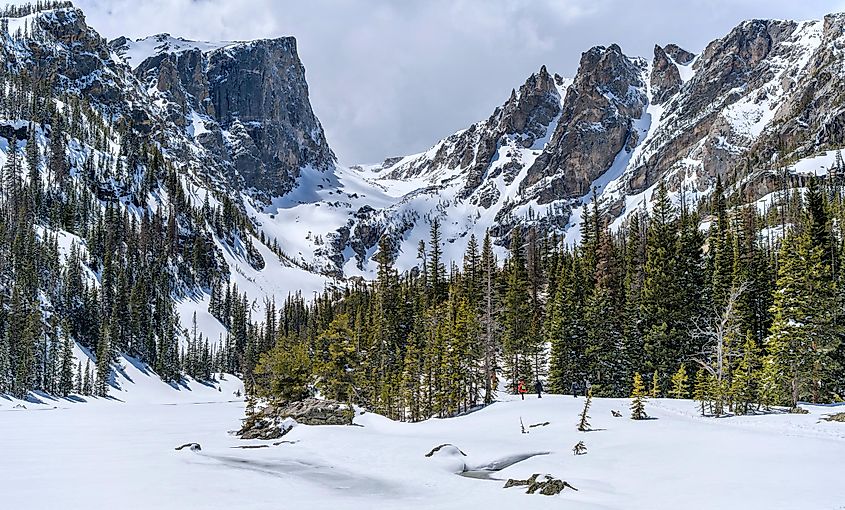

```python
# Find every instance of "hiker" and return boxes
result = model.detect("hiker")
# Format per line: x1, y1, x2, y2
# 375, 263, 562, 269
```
517, 380, 527, 400
584, 379, 592, 395
534, 380, 543, 398
571, 380, 579, 398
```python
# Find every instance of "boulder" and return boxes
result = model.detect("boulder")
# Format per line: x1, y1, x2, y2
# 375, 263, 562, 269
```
237, 398, 352, 440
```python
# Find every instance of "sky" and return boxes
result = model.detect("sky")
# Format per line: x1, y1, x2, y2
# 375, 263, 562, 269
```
72, 0, 844, 165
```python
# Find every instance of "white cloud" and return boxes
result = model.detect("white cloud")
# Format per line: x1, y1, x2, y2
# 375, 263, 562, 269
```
74, 0, 837, 165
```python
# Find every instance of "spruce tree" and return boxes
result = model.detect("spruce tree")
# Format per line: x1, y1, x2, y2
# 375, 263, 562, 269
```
58, 330, 75, 396
670, 363, 689, 399
693, 367, 710, 416
630, 372, 648, 420
577, 390, 592, 431
502, 227, 532, 388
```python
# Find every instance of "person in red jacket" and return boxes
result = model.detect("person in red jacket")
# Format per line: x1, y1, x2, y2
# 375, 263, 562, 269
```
517, 380, 527, 400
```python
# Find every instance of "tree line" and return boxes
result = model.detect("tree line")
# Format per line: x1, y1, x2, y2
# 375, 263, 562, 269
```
249, 174, 845, 419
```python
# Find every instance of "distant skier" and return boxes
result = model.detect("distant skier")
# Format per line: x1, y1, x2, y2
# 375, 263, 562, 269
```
571, 381, 579, 398
517, 380, 527, 400
534, 380, 543, 399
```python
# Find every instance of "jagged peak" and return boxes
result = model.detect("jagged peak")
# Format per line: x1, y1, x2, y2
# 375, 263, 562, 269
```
662, 43, 695, 65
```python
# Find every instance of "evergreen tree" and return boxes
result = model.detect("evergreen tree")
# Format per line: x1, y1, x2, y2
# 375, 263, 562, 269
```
502, 227, 532, 388
670, 363, 688, 399
630, 372, 648, 420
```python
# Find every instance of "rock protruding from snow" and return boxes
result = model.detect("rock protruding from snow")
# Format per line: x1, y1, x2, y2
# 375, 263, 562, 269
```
381, 65, 562, 201
504, 474, 578, 495
238, 398, 352, 439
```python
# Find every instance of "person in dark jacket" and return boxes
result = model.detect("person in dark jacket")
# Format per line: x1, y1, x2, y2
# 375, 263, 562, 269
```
571, 381, 579, 398
534, 380, 543, 398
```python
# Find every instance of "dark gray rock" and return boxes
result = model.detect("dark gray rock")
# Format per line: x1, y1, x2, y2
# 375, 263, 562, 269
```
664, 43, 696, 65
238, 398, 353, 440
522, 44, 647, 204
131, 37, 336, 198
651, 45, 682, 105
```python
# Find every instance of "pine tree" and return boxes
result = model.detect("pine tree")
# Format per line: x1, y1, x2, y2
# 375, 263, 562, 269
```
670, 363, 688, 399
650, 371, 661, 398
253, 335, 312, 403
502, 227, 532, 388
693, 367, 710, 416
731, 332, 760, 415
58, 330, 75, 396
630, 372, 648, 420
577, 390, 592, 431
316, 314, 360, 402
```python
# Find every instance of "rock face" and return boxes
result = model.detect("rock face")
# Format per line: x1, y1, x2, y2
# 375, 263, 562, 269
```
650, 45, 682, 105
237, 398, 353, 439
620, 17, 824, 202
384, 65, 562, 200
117, 35, 335, 198
522, 44, 648, 204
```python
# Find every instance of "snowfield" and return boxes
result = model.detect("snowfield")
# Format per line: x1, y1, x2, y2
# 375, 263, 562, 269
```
2, 390, 844, 510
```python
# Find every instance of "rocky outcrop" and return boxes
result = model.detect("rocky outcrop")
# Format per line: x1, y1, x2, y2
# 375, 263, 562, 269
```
237, 398, 353, 440
650, 45, 682, 105
382, 65, 562, 199
618, 17, 824, 207
522, 44, 647, 204
125, 36, 335, 198
664, 43, 695, 65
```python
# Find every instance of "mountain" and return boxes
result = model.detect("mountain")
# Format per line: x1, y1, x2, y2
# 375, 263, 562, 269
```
316, 13, 845, 271
110, 33, 335, 199
1, 1, 844, 399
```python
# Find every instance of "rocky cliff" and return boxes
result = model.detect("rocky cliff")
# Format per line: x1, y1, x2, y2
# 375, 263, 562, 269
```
112, 33, 335, 198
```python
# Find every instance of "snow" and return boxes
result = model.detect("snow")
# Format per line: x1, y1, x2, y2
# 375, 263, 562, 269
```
187, 109, 210, 138
119, 34, 232, 68
2, 394, 843, 509
722, 20, 822, 140
791, 149, 843, 176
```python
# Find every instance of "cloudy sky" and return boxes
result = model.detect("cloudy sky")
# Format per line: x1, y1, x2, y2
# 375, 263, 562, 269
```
75, 0, 842, 165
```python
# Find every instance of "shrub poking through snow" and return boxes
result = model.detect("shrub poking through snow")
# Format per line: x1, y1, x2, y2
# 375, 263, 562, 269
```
577, 391, 592, 431
573, 441, 587, 455
631, 372, 648, 420
611, 410, 622, 417
823, 412, 845, 422
520, 417, 528, 434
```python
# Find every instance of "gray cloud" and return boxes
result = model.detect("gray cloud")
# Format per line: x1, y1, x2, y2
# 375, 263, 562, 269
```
75, 0, 842, 165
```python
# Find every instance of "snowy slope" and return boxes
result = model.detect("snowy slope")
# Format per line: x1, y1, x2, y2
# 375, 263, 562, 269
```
2, 394, 843, 510
114, 34, 233, 68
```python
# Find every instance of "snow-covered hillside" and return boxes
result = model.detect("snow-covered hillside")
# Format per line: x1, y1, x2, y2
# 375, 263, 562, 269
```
2, 393, 844, 509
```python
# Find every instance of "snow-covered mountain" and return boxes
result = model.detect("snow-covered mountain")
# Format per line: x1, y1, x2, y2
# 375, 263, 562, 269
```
2, 3, 845, 333
253, 13, 845, 277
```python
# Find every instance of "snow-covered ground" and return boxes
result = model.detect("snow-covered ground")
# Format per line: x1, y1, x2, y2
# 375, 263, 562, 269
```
2, 392, 844, 510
